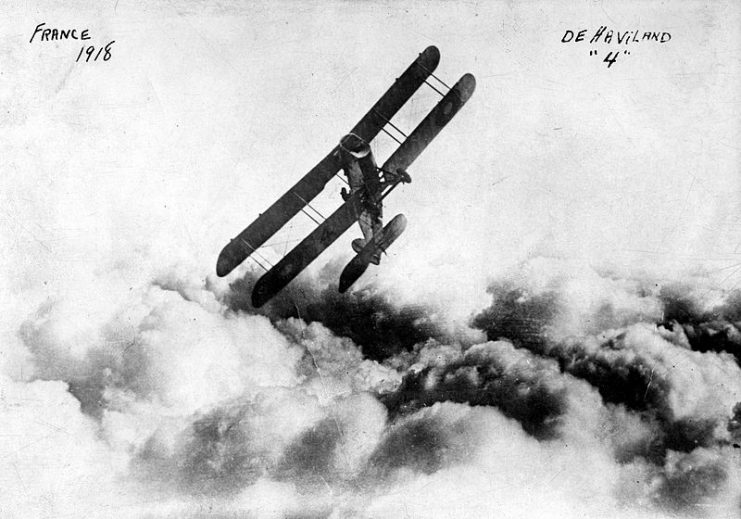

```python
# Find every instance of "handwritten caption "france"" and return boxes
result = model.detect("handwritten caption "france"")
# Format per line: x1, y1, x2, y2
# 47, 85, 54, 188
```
561, 26, 671, 68
29, 23, 115, 63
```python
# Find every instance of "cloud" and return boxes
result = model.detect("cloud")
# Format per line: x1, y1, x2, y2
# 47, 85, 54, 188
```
224, 266, 476, 361
7, 248, 741, 518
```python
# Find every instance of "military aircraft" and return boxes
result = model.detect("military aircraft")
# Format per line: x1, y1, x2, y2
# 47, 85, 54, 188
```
216, 46, 475, 307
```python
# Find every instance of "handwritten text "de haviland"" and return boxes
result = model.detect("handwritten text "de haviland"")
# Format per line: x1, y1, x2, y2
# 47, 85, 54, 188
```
561, 27, 672, 45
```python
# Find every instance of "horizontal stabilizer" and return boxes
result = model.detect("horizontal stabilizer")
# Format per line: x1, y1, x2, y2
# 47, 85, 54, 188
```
339, 214, 407, 293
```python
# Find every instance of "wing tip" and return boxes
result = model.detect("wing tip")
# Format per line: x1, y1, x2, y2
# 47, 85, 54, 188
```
460, 73, 477, 95
421, 45, 441, 69
251, 274, 276, 308
216, 253, 234, 277
251, 286, 268, 308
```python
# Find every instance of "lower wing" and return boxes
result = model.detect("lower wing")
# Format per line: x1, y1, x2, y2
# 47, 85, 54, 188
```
251, 193, 363, 307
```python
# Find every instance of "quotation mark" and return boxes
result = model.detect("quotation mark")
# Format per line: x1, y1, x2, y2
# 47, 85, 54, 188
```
590, 49, 597, 55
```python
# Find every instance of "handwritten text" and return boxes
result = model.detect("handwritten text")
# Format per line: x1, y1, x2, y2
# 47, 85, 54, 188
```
561, 26, 672, 68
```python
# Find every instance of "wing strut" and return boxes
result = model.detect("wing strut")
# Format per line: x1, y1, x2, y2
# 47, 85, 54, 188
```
417, 60, 454, 93
424, 79, 447, 97
293, 192, 326, 225
372, 108, 408, 144
380, 127, 403, 145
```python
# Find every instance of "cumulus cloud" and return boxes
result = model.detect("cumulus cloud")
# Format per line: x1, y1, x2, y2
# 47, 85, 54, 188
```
225, 266, 479, 361
6, 244, 741, 518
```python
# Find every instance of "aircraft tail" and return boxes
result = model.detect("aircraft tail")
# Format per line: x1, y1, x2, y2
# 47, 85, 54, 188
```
339, 214, 406, 292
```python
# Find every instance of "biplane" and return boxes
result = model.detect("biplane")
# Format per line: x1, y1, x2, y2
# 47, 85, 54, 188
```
216, 46, 475, 307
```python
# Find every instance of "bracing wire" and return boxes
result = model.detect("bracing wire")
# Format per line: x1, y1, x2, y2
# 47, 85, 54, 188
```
241, 238, 273, 272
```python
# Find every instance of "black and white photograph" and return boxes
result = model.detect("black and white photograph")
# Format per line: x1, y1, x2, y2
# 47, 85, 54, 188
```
2, 1, 741, 517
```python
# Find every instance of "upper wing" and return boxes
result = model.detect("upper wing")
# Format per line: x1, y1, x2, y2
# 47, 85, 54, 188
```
251, 193, 364, 307
216, 46, 441, 277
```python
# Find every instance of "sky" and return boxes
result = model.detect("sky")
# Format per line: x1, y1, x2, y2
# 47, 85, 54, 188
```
1, 1, 741, 518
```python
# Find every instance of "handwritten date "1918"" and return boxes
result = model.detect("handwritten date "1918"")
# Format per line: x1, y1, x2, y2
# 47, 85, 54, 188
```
76, 41, 115, 63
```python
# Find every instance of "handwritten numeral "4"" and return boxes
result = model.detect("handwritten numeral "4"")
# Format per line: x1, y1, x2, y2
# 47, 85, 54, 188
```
603, 51, 618, 68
